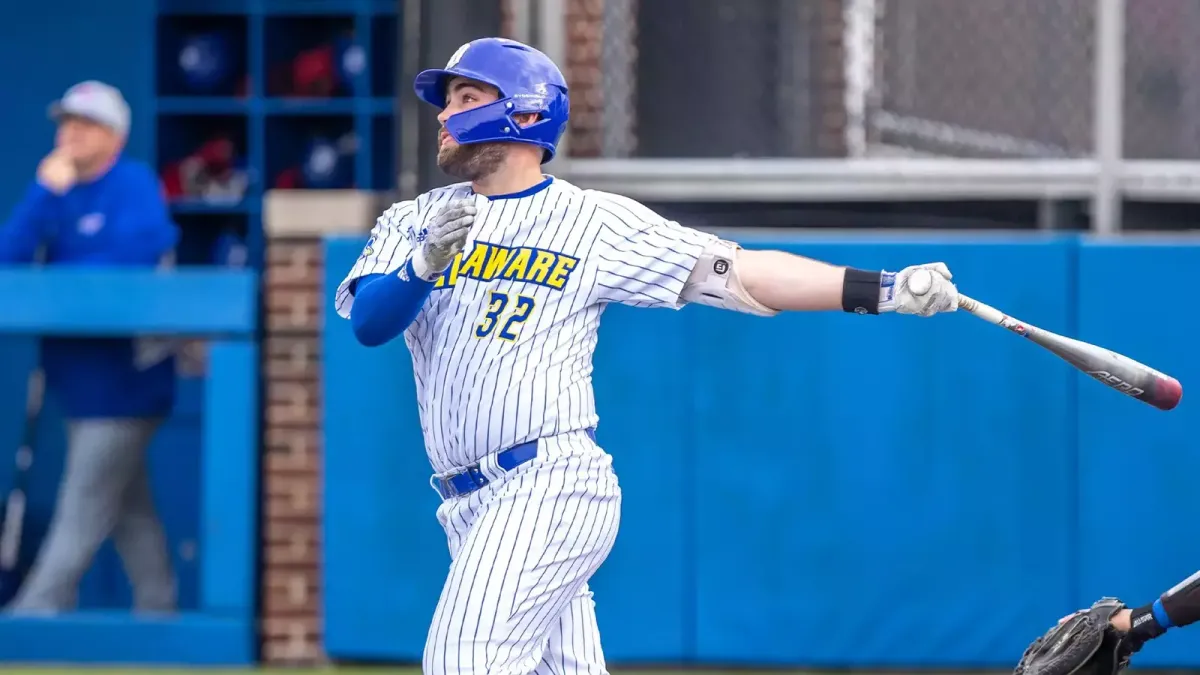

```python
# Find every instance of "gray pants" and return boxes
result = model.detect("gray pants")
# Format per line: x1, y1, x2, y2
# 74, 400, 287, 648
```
8, 418, 176, 613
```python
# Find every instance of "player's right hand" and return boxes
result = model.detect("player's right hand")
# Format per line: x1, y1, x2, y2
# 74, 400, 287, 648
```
881, 262, 958, 317
412, 198, 476, 279
36, 148, 77, 195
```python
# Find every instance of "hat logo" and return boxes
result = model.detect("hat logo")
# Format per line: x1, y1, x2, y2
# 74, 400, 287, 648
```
446, 43, 470, 69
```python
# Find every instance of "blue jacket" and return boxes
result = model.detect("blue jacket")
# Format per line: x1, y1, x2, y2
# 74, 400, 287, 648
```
0, 156, 180, 419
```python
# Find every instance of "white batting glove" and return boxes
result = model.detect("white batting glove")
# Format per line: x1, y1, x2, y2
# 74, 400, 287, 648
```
410, 199, 476, 280
879, 262, 959, 317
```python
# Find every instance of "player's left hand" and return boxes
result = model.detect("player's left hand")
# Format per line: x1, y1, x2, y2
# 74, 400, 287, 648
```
880, 262, 958, 317
411, 198, 476, 279
1014, 598, 1140, 675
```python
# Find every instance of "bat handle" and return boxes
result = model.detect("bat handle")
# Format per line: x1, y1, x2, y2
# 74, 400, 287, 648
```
958, 294, 1005, 326
957, 294, 980, 313
958, 293, 1040, 338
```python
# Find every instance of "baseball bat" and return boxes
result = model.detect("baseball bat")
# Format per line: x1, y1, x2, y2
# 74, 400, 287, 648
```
958, 294, 1182, 411
0, 368, 43, 586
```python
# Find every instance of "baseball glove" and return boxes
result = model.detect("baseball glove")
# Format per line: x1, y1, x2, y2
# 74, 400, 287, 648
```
1014, 598, 1140, 675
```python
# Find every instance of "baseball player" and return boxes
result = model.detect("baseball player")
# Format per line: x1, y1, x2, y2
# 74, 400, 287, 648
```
335, 37, 959, 675
1014, 569, 1200, 675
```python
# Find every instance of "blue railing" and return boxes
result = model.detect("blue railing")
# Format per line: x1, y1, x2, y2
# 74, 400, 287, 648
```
0, 268, 258, 664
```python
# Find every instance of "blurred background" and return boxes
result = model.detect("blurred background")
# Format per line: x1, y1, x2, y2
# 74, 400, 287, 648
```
0, 0, 1197, 673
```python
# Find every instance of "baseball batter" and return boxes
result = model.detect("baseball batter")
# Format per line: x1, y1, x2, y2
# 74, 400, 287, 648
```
335, 37, 960, 675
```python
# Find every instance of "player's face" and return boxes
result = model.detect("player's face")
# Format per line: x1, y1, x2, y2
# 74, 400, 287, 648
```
437, 77, 508, 181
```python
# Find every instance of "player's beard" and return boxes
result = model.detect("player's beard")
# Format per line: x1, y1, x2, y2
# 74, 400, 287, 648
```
437, 141, 507, 182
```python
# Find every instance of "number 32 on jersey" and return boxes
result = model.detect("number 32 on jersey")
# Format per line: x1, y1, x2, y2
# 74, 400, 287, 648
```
475, 291, 536, 341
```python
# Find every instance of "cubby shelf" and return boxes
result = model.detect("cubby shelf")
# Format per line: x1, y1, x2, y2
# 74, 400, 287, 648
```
169, 200, 258, 216
159, 0, 397, 16
153, 0, 397, 270
157, 97, 394, 116
157, 98, 249, 114
261, 97, 395, 115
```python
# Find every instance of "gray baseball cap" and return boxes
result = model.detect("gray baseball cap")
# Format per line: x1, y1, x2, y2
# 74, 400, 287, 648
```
48, 80, 131, 137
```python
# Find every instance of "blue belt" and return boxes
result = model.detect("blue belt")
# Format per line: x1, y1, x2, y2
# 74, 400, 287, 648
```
431, 428, 595, 500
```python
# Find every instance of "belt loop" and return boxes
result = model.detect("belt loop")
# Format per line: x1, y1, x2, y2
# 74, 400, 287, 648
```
430, 474, 450, 500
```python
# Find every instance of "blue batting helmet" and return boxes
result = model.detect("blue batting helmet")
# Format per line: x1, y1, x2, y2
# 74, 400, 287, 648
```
413, 37, 569, 163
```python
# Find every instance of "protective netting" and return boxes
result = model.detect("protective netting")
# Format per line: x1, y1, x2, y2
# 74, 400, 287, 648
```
567, 0, 848, 158
578, 0, 1100, 159
565, 0, 1200, 161
862, 0, 1095, 159
1122, 0, 1200, 159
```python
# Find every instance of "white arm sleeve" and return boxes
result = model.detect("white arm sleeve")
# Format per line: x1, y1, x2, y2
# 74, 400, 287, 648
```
592, 196, 717, 309
333, 200, 417, 319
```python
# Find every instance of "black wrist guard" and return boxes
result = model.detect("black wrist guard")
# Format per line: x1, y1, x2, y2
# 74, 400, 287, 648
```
1128, 604, 1167, 649
1126, 569, 1200, 650
842, 268, 883, 315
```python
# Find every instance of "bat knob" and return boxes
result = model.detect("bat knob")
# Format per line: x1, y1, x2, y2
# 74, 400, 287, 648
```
908, 269, 933, 296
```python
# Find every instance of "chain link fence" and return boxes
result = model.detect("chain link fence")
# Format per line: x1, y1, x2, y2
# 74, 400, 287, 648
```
564, 0, 1200, 161
566, 0, 848, 159
1123, 0, 1200, 159
861, 0, 1095, 159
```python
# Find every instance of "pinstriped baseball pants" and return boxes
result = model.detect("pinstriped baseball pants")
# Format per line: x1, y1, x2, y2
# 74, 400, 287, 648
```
7, 418, 176, 613
423, 430, 621, 675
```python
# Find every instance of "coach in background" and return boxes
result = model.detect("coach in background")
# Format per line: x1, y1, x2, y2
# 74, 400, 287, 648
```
0, 81, 178, 614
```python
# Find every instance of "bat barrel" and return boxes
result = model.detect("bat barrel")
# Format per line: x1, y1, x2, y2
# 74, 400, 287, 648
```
1149, 375, 1184, 411
961, 294, 1183, 412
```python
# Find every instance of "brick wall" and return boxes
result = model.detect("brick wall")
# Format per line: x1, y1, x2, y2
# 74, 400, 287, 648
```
817, 0, 848, 157
499, 0, 608, 158
262, 239, 325, 664
563, 0, 607, 157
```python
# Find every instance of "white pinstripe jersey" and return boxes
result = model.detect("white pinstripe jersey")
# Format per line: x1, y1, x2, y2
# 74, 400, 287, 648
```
335, 177, 716, 473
